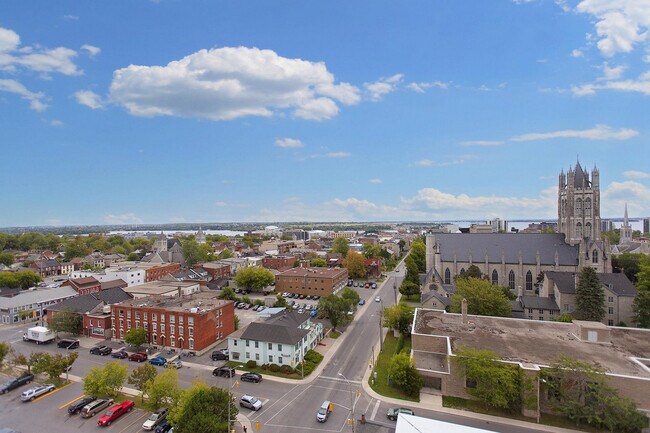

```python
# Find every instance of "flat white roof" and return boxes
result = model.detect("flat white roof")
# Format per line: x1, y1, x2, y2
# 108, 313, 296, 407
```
396, 414, 497, 433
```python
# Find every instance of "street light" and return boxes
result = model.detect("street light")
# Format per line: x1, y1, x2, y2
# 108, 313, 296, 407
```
537, 375, 546, 423
378, 300, 384, 352
228, 364, 244, 433
338, 372, 356, 432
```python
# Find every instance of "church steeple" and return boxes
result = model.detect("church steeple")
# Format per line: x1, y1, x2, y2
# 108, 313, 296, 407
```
621, 203, 633, 244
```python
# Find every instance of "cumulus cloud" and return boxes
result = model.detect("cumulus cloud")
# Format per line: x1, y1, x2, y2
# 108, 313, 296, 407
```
510, 124, 638, 141
415, 155, 478, 167
369, 178, 382, 184
571, 49, 585, 58
599, 62, 626, 80
274, 137, 304, 148
406, 81, 449, 93
364, 74, 403, 101
461, 140, 505, 147
81, 44, 101, 57
0, 79, 47, 111
103, 213, 142, 224
572, 70, 650, 96
311, 152, 351, 159
107, 46, 360, 121
623, 170, 650, 179
602, 181, 650, 215
74, 90, 105, 109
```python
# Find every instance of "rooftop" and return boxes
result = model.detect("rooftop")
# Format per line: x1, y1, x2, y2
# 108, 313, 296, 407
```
238, 310, 310, 345
277, 267, 347, 278
116, 292, 232, 313
545, 271, 637, 296
123, 280, 198, 296
413, 308, 650, 378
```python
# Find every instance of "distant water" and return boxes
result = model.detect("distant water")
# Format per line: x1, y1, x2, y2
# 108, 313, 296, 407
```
108, 229, 247, 237
444, 220, 645, 233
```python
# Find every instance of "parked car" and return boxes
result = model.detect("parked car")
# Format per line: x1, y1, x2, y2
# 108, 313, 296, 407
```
142, 407, 169, 431
211, 351, 228, 361
239, 395, 263, 411
212, 366, 235, 378
0, 373, 34, 394
90, 345, 112, 356
282, 292, 289, 297
310, 309, 318, 317
313, 295, 320, 300
240, 373, 262, 383
244, 304, 252, 310
358, 299, 366, 305
57, 339, 79, 349
166, 359, 182, 369
81, 398, 114, 418
129, 352, 148, 362
371, 283, 377, 289
297, 309, 304, 314
149, 356, 167, 366
364, 282, 370, 288
111, 350, 128, 359
305, 304, 313, 310
154, 421, 172, 433
97, 400, 134, 426
68, 396, 97, 415
375, 296, 381, 302
20, 384, 55, 401
386, 407, 414, 421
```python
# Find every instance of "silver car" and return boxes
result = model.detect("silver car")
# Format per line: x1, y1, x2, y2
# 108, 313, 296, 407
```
239, 395, 263, 411
20, 384, 55, 401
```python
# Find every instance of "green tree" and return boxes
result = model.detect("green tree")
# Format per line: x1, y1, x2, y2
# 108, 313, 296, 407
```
146, 368, 182, 411
554, 313, 574, 323
331, 238, 349, 256
318, 295, 350, 331
363, 243, 382, 259
168, 382, 238, 433
64, 239, 90, 261
273, 294, 288, 308
398, 281, 420, 300
612, 253, 644, 282
47, 308, 83, 335
343, 251, 367, 279
233, 267, 275, 292
128, 363, 158, 402
398, 239, 406, 254
379, 248, 392, 260
83, 361, 128, 398
125, 327, 148, 348
340, 287, 361, 309
575, 267, 605, 322
127, 252, 141, 261
0, 252, 14, 266
0, 342, 9, 368
32, 352, 78, 383
182, 239, 208, 266
383, 304, 415, 335
218, 287, 237, 301
0, 270, 42, 289
453, 347, 522, 410
387, 352, 423, 398
310, 258, 327, 267
458, 264, 483, 279
602, 229, 620, 245
218, 249, 234, 259
409, 240, 426, 273
450, 277, 512, 317
404, 254, 420, 286
633, 256, 650, 328
11, 352, 41, 373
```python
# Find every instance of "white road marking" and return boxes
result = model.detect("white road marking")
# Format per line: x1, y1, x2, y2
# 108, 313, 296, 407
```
318, 376, 362, 385
370, 399, 380, 420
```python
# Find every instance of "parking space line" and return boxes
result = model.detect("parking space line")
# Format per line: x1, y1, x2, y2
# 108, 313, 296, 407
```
32, 382, 72, 403
58, 394, 86, 410
105, 408, 141, 430
117, 411, 148, 433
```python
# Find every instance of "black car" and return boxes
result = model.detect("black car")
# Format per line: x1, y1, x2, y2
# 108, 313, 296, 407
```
154, 421, 172, 433
90, 346, 112, 356
0, 373, 34, 394
211, 351, 228, 361
240, 373, 262, 383
68, 396, 97, 415
111, 350, 128, 359
57, 339, 79, 349
212, 366, 235, 378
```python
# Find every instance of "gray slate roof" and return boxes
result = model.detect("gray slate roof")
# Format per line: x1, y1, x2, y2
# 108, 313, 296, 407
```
240, 310, 309, 345
434, 233, 579, 266
520, 295, 560, 310
421, 290, 451, 307
545, 271, 637, 297
47, 287, 131, 314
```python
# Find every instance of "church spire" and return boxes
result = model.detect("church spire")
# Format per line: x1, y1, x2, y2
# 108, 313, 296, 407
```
624, 203, 629, 227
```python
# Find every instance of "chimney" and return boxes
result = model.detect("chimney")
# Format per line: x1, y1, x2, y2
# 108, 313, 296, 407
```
461, 298, 468, 324
177, 286, 182, 297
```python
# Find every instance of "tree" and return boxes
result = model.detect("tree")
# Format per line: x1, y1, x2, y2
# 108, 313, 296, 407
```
450, 277, 512, 317
399, 281, 420, 300
404, 255, 420, 286
32, 352, 78, 382
0, 270, 42, 289
398, 239, 406, 254
83, 361, 128, 398
182, 239, 208, 267
458, 264, 483, 279
633, 256, 650, 327
554, 313, 574, 323
363, 243, 382, 259
318, 295, 350, 331
453, 347, 523, 410
64, 239, 90, 261
612, 253, 644, 282
147, 368, 182, 411
379, 248, 392, 260
343, 251, 367, 279
409, 240, 426, 273
168, 382, 238, 433
383, 304, 415, 335
0, 342, 9, 368
310, 258, 327, 267
575, 267, 605, 322
218, 249, 234, 259
340, 287, 361, 309
233, 267, 274, 292
0, 252, 14, 266
331, 238, 349, 256
47, 308, 83, 335
387, 352, 423, 398
218, 287, 236, 301
128, 363, 158, 402
273, 294, 288, 308
125, 327, 148, 348
11, 352, 41, 373
127, 252, 141, 261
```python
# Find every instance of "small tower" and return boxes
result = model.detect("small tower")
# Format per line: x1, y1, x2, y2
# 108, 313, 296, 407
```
558, 161, 601, 245
195, 227, 206, 245
153, 232, 168, 252
620, 204, 633, 244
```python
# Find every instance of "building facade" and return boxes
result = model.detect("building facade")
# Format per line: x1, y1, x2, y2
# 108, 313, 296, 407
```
0, 286, 78, 324
262, 255, 297, 270
275, 267, 348, 296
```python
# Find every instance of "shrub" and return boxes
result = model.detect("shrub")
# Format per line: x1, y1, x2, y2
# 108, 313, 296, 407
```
245, 360, 257, 369
280, 365, 293, 374
269, 364, 281, 372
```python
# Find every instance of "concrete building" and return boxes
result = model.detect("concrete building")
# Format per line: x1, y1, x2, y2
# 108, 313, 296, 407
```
275, 267, 348, 297
227, 310, 323, 367
0, 286, 78, 324
71, 262, 180, 286
410, 308, 650, 420
111, 292, 235, 354
123, 280, 200, 299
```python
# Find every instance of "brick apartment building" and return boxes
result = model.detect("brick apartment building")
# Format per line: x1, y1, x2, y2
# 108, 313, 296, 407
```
194, 262, 231, 279
143, 262, 181, 282
262, 255, 297, 270
63, 277, 102, 295
275, 267, 348, 297
111, 292, 235, 354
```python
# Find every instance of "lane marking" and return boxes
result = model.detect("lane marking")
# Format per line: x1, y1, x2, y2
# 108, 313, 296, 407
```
58, 394, 86, 410
370, 399, 380, 420
106, 408, 142, 430
318, 376, 362, 385
32, 382, 72, 402
118, 411, 148, 433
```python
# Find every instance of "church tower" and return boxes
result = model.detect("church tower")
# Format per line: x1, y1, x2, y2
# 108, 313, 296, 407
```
558, 162, 601, 245
195, 227, 206, 245
620, 204, 633, 244
153, 232, 168, 252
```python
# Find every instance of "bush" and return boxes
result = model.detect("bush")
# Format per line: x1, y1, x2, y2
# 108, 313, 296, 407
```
304, 350, 323, 364
245, 360, 257, 369
280, 365, 293, 374
268, 364, 281, 372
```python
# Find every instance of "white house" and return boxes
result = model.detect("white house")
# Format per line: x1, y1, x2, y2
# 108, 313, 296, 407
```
72, 266, 145, 287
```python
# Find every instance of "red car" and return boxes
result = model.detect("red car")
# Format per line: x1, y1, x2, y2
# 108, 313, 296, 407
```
97, 400, 134, 426
128, 352, 148, 362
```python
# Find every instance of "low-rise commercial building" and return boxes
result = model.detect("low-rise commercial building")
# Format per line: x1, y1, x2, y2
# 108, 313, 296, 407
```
62, 277, 102, 295
123, 281, 200, 299
0, 286, 78, 324
262, 255, 297, 270
275, 267, 348, 296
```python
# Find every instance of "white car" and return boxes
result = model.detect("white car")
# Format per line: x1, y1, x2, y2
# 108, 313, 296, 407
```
240, 395, 263, 411
20, 384, 55, 401
142, 408, 168, 430
375, 296, 381, 302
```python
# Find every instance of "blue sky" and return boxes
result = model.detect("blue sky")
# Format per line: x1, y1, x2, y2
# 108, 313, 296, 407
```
1, 0, 649, 226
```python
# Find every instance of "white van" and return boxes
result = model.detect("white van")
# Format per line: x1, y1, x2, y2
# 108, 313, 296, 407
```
317, 400, 331, 422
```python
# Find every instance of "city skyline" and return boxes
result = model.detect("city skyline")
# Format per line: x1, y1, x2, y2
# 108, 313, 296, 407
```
2, 1, 649, 226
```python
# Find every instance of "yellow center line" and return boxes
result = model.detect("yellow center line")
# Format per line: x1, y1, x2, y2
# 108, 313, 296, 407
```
116, 411, 148, 433
32, 381, 73, 403
58, 394, 86, 410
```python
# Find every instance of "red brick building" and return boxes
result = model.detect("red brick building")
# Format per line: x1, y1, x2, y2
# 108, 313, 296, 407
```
262, 255, 297, 270
194, 262, 230, 280
275, 267, 348, 297
111, 293, 235, 354
63, 277, 102, 295
144, 262, 181, 282
365, 258, 383, 277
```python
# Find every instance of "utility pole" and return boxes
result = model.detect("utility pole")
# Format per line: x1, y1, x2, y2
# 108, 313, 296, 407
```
339, 372, 356, 433
378, 301, 384, 352
393, 282, 397, 305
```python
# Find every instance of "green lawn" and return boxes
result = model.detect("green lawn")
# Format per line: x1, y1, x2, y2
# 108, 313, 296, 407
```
368, 333, 419, 402
226, 350, 324, 380
329, 330, 341, 339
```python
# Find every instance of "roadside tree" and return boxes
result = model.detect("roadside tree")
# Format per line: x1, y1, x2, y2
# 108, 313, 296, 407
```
168, 382, 238, 433
398, 281, 420, 301
403, 255, 420, 286
125, 327, 148, 348
344, 251, 366, 279
340, 287, 361, 307
83, 361, 128, 398
450, 277, 512, 317
409, 240, 426, 273
233, 267, 275, 292
387, 352, 423, 398
47, 308, 83, 335
318, 295, 350, 331
146, 368, 182, 411
32, 352, 78, 383
633, 256, 650, 328
0, 342, 9, 368
383, 304, 415, 335
575, 267, 605, 322
128, 363, 158, 402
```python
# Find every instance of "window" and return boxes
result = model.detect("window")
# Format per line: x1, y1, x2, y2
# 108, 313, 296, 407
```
444, 268, 451, 285
593, 250, 599, 264
161, 324, 166, 333
170, 325, 175, 335
584, 198, 592, 217
585, 222, 592, 238
189, 339, 194, 349
170, 315, 175, 324
119, 310, 124, 317
153, 334, 157, 344
246, 340, 250, 347
188, 317, 194, 326
459, 268, 465, 276
278, 344, 283, 351
255, 353, 260, 361
268, 343, 272, 350
269, 355, 273, 363
278, 357, 283, 365
135, 311, 140, 319
549, 310, 555, 315
179, 316, 183, 324
170, 336, 175, 347
144, 322, 148, 331
143, 312, 148, 320
608, 297, 614, 303
465, 378, 477, 389
529, 315, 533, 320
246, 352, 250, 359
161, 314, 165, 322
119, 319, 124, 329
491, 270, 498, 285
575, 198, 583, 216
152, 323, 157, 332
255, 341, 259, 348
508, 270, 515, 290
608, 320, 614, 326
526, 271, 533, 290
608, 307, 614, 314
528, 308, 534, 314
178, 326, 183, 335
576, 222, 583, 239
152, 313, 157, 321
539, 317, 544, 321
189, 327, 193, 336
233, 340, 237, 346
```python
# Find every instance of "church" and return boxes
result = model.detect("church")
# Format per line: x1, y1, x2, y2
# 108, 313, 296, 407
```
426, 162, 612, 294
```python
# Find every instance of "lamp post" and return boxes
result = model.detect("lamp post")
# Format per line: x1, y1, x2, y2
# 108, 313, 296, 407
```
537, 375, 546, 423
378, 300, 384, 352
228, 364, 243, 433
338, 372, 356, 433
393, 282, 397, 305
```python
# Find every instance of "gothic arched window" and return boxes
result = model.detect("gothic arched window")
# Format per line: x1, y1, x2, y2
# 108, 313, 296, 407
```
459, 268, 465, 276
508, 270, 515, 290
585, 222, 592, 239
576, 222, 583, 239
575, 198, 583, 216
491, 269, 498, 285
584, 198, 592, 217
525, 271, 533, 290
444, 268, 451, 285
592, 250, 598, 264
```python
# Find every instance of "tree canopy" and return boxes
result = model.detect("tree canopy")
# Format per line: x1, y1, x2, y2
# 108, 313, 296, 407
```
612, 253, 645, 282
83, 361, 128, 398
0, 270, 42, 289
32, 352, 78, 382
409, 240, 426, 273
47, 308, 83, 335
168, 382, 238, 433
331, 238, 350, 256
318, 295, 353, 331
343, 251, 367, 279
575, 267, 605, 322
125, 327, 148, 347
340, 287, 361, 307
383, 304, 415, 335
0, 252, 15, 266
233, 267, 275, 292
450, 277, 512, 317
310, 258, 327, 267
633, 255, 650, 328
387, 352, 423, 398
363, 243, 382, 259
458, 264, 483, 280
146, 368, 182, 411
128, 363, 158, 402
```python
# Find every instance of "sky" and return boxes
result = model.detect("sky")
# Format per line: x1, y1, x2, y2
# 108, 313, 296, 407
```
1, 0, 649, 226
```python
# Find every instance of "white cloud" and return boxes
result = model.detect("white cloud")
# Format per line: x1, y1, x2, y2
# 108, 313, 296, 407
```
623, 170, 650, 179
274, 137, 304, 148
103, 213, 142, 224
0, 79, 47, 111
602, 181, 650, 215
510, 124, 638, 141
599, 62, 626, 80
364, 73, 403, 101
369, 178, 382, 184
461, 140, 505, 147
107, 46, 360, 121
572, 70, 650, 96
49, 119, 63, 126
74, 90, 105, 109
81, 44, 101, 57
576, 0, 650, 57
415, 155, 478, 167
63, 15, 79, 21
571, 49, 585, 58
406, 81, 449, 93
311, 152, 351, 159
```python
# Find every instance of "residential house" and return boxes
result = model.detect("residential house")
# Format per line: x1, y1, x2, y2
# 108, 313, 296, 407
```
30, 259, 61, 276
262, 255, 297, 270
195, 262, 231, 280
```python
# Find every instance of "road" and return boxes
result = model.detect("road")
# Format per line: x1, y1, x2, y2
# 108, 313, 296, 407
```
0, 264, 556, 433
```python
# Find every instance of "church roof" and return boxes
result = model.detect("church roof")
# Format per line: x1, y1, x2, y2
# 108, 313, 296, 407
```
434, 233, 579, 266
545, 271, 637, 297
573, 162, 590, 188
